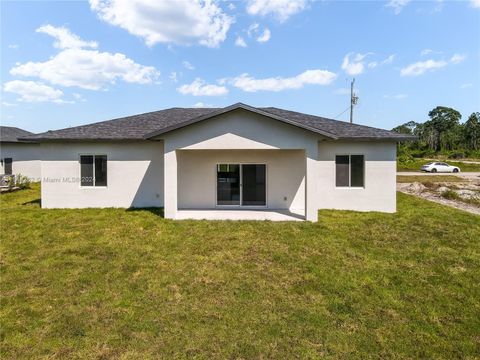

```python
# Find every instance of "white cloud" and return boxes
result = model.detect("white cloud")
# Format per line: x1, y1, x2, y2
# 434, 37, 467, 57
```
367, 54, 394, 69
400, 59, 448, 76
3, 80, 65, 103
8, 44, 19, 49
246, 0, 308, 22
235, 36, 247, 47
257, 28, 271, 43
386, 0, 411, 14
169, 72, 178, 83
420, 49, 442, 56
2, 101, 18, 107
450, 53, 466, 64
11, 48, 160, 90
471, 0, 480, 8
228, 3, 236, 10
247, 23, 260, 37
36, 24, 98, 49
230, 69, 336, 92
460, 83, 472, 89
383, 94, 407, 99
193, 102, 215, 108
434, 0, 444, 12
177, 78, 228, 96
72, 93, 87, 102
182, 61, 195, 70
89, 0, 233, 47
382, 54, 395, 64
341, 53, 372, 76
10, 25, 160, 90
246, 23, 271, 43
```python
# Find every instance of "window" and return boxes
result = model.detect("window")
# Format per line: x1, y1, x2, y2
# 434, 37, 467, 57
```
2, 158, 13, 175
80, 155, 107, 187
335, 155, 364, 187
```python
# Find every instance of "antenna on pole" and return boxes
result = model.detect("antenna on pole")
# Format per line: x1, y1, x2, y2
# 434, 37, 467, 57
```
350, 78, 358, 124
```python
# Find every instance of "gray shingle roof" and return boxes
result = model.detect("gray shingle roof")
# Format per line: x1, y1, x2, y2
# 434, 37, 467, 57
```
20, 103, 414, 142
0, 126, 36, 143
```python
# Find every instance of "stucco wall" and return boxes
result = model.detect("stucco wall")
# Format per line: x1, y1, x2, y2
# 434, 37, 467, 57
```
160, 109, 321, 219
161, 109, 322, 151
38, 110, 398, 216
317, 141, 397, 212
177, 149, 305, 211
40, 141, 163, 208
0, 143, 41, 179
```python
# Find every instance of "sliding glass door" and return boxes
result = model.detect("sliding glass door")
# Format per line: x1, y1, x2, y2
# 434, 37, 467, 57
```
216, 164, 240, 205
241, 164, 266, 206
216, 164, 266, 206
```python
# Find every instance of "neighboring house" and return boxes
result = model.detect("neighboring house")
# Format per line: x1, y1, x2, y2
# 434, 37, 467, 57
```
0, 126, 40, 180
21, 103, 412, 221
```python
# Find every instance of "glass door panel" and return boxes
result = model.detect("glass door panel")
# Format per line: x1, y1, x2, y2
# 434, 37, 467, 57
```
241, 164, 266, 206
216, 164, 240, 205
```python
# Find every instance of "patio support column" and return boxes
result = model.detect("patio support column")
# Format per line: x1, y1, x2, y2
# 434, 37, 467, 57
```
305, 145, 319, 222
164, 148, 177, 219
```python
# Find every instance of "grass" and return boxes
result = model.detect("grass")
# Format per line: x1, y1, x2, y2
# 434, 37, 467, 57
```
397, 175, 464, 183
1, 184, 480, 359
397, 158, 480, 172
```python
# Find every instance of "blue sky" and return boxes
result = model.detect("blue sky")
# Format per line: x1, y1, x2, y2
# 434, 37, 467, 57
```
1, 0, 479, 133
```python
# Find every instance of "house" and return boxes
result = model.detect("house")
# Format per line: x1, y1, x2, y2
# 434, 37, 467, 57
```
21, 103, 412, 221
0, 126, 40, 179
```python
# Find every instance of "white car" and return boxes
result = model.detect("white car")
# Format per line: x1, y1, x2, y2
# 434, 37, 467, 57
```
420, 162, 460, 173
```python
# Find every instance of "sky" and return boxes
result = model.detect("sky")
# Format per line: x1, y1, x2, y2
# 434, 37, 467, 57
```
1, 0, 479, 134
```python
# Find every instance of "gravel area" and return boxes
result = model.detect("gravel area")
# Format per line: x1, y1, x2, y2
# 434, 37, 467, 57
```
397, 179, 480, 215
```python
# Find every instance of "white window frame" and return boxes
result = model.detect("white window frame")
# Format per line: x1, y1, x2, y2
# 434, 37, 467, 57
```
334, 154, 365, 189
78, 154, 108, 188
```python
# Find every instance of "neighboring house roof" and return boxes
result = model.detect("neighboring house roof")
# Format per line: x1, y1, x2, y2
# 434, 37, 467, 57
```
20, 102, 415, 142
0, 126, 37, 143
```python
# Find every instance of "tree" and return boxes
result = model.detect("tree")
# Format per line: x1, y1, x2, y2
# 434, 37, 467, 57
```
464, 112, 480, 150
392, 121, 418, 135
392, 106, 480, 155
424, 106, 462, 151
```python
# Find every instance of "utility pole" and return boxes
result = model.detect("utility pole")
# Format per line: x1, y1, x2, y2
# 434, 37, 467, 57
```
350, 78, 359, 124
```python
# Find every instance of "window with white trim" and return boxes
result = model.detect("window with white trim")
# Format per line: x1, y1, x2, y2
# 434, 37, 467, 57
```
80, 155, 107, 187
335, 155, 364, 187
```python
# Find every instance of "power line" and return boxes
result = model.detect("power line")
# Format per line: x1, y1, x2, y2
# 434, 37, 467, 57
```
333, 106, 351, 120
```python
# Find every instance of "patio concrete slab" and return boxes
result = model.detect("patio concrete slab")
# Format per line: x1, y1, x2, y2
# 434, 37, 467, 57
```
176, 209, 305, 221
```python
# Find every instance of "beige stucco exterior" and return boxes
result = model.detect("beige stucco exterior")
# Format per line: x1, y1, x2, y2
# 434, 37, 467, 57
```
0, 142, 41, 179
39, 109, 398, 221
317, 141, 397, 212
40, 141, 164, 208
177, 149, 306, 211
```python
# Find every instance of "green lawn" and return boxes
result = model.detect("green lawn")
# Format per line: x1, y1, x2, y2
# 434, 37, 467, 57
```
1, 184, 479, 359
397, 158, 480, 172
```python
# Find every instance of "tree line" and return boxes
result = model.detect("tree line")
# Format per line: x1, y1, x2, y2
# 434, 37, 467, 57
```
392, 106, 480, 159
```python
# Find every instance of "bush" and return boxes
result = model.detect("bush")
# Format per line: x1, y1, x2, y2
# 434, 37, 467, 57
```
397, 154, 414, 164
465, 149, 480, 159
15, 174, 31, 189
441, 189, 460, 201
446, 150, 466, 159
